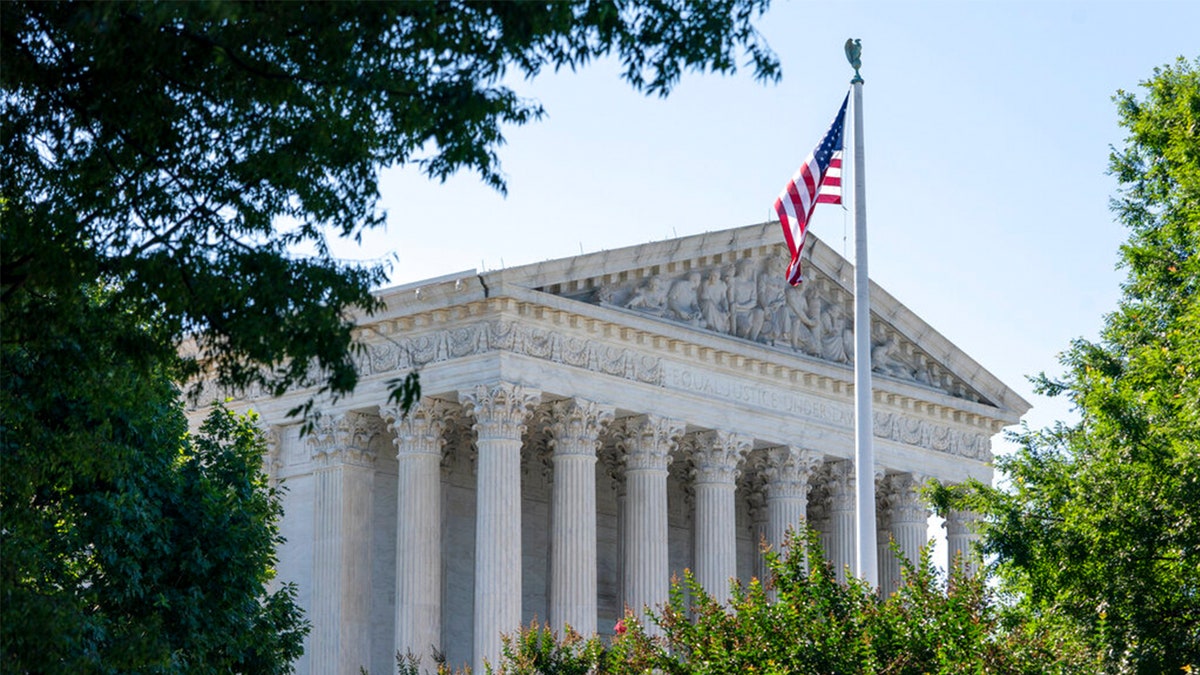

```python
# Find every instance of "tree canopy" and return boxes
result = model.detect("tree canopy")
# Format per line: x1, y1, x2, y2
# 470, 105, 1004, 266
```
0, 287, 307, 671
968, 56, 1200, 673
1, 0, 779, 405
2, 2, 781, 669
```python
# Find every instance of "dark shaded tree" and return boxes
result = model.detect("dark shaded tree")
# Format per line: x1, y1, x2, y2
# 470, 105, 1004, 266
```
2, 1, 780, 669
0, 288, 307, 672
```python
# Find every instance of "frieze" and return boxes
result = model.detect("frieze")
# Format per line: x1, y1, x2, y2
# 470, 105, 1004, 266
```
568, 253, 986, 405
353, 320, 664, 388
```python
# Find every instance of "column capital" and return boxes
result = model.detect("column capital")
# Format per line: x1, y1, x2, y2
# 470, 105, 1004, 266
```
381, 398, 457, 458
821, 459, 856, 511
307, 411, 380, 467
687, 430, 752, 485
881, 473, 928, 525
761, 446, 823, 500
944, 508, 981, 537
547, 398, 615, 458
614, 415, 685, 472
460, 383, 541, 441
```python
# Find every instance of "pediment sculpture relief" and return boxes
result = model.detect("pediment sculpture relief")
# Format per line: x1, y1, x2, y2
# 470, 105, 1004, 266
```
587, 255, 985, 405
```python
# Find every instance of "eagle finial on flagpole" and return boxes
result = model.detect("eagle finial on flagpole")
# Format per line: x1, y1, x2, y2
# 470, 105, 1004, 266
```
845, 38, 863, 83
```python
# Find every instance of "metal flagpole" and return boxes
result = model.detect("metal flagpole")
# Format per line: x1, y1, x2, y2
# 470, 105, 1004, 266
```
845, 38, 878, 588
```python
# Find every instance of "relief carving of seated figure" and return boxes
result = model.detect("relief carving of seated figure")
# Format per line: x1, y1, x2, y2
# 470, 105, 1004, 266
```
819, 298, 853, 363
625, 276, 668, 315
726, 258, 764, 341
871, 333, 913, 379
785, 284, 820, 355
757, 258, 789, 344
666, 272, 703, 324
698, 269, 730, 333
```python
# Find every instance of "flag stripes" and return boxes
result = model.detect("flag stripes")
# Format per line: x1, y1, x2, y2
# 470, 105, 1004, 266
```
774, 94, 849, 285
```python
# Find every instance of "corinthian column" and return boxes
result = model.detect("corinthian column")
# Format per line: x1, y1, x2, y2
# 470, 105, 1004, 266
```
547, 398, 614, 636
689, 430, 752, 604
761, 447, 823, 556
884, 473, 929, 592
308, 411, 379, 675
460, 383, 540, 674
380, 399, 454, 670
946, 507, 982, 577
614, 415, 684, 626
823, 460, 856, 583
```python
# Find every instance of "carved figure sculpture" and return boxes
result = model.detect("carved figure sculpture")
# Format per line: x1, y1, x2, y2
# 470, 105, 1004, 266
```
756, 259, 789, 345
871, 333, 912, 378
819, 298, 852, 363
785, 283, 820, 355
727, 258, 764, 341
666, 272, 702, 324
625, 276, 667, 315
698, 269, 730, 333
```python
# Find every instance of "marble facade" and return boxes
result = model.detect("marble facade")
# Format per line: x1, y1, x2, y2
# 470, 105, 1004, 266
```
207, 222, 1029, 674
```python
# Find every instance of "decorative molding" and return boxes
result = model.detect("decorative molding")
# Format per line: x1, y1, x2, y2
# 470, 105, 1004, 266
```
355, 320, 664, 387
872, 412, 991, 461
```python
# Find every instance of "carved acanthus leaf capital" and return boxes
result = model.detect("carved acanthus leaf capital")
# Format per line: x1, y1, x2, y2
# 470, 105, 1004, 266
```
307, 411, 380, 467
686, 430, 752, 485
460, 383, 541, 442
381, 398, 457, 458
614, 415, 684, 472
821, 460, 856, 511
882, 473, 928, 525
761, 446, 823, 500
547, 399, 615, 458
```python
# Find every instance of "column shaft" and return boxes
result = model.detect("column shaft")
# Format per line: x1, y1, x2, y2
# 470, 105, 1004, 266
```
616, 416, 682, 627
548, 399, 613, 636
382, 401, 452, 669
690, 431, 751, 604
824, 461, 856, 584
308, 412, 378, 675
461, 384, 540, 674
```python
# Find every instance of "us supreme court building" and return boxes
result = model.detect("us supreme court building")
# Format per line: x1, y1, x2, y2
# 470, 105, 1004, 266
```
210, 222, 1028, 674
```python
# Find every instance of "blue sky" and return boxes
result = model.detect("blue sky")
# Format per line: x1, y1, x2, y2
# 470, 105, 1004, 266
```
334, 1, 1199, 456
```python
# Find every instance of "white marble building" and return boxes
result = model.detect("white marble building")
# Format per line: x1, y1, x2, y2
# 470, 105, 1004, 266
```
214, 222, 1028, 674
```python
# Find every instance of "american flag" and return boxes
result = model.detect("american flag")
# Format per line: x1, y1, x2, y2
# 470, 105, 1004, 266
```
774, 94, 848, 285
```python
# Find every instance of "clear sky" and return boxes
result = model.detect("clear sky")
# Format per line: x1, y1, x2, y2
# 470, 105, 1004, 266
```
334, 1, 1198, 459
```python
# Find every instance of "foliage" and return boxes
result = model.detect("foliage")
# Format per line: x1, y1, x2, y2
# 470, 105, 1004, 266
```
3, 2, 778, 669
964, 56, 1200, 673
1, 0, 779, 408
0, 287, 306, 672
471, 531, 1096, 675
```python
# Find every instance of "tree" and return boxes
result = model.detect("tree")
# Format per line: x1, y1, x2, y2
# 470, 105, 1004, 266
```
1, 0, 780, 409
0, 287, 307, 671
966, 57, 1200, 673
2, 2, 781, 669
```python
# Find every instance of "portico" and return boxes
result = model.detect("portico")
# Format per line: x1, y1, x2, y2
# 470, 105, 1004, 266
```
215, 222, 1027, 674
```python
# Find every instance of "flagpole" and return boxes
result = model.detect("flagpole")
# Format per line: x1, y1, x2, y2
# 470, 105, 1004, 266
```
846, 39, 878, 588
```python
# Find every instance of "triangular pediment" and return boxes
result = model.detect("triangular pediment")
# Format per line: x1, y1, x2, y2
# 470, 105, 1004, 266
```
482, 222, 1024, 415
